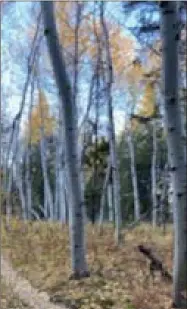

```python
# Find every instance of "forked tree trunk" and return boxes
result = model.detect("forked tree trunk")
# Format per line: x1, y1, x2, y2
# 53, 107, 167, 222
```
41, 1, 89, 277
160, 2, 187, 307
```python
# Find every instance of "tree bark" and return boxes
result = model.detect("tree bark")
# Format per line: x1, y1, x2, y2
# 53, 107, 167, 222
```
159, 163, 168, 233
25, 79, 35, 220
107, 183, 114, 222
151, 120, 158, 228
126, 124, 140, 221
15, 160, 27, 221
41, 1, 89, 277
160, 2, 187, 307
98, 158, 111, 232
100, 2, 122, 244
54, 112, 66, 223
39, 129, 54, 221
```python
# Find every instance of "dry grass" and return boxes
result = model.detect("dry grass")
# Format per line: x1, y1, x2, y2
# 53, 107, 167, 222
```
1, 218, 176, 309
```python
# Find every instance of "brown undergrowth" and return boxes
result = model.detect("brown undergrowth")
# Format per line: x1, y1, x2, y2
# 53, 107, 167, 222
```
1, 218, 176, 309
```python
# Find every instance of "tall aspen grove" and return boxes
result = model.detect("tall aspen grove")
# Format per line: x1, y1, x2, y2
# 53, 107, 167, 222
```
1, 1, 186, 309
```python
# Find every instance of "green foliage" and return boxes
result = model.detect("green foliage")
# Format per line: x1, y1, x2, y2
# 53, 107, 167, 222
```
117, 124, 167, 222
19, 117, 167, 223
84, 137, 109, 223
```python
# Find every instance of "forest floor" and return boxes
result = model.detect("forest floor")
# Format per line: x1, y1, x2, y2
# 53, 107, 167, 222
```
1, 218, 180, 309
1, 255, 66, 309
1, 277, 32, 309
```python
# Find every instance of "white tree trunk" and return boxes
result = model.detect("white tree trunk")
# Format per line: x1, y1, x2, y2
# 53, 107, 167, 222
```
58, 168, 67, 223
127, 125, 140, 221
99, 159, 111, 230
5, 125, 20, 225
151, 120, 158, 228
107, 183, 113, 222
159, 163, 168, 232
15, 162, 27, 221
39, 136, 54, 221
100, 3, 122, 244
54, 142, 60, 221
55, 103, 67, 223
160, 2, 187, 307
37, 84, 54, 221
41, 1, 89, 277
25, 77, 35, 220
107, 102, 121, 242
54, 131, 66, 222
25, 147, 32, 220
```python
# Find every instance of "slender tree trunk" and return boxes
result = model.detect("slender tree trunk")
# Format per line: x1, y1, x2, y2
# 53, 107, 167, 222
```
107, 183, 113, 222
152, 120, 158, 228
5, 126, 19, 226
41, 1, 89, 277
127, 125, 140, 221
160, 2, 187, 307
25, 146, 32, 220
16, 161, 27, 221
55, 104, 67, 223
73, 2, 87, 228
99, 159, 111, 230
54, 140, 59, 221
159, 163, 168, 234
58, 168, 67, 223
39, 136, 54, 221
100, 3, 122, 244
37, 88, 54, 221
54, 122, 63, 221
25, 77, 35, 220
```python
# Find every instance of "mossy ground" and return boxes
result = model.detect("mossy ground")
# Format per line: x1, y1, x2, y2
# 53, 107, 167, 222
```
1, 218, 175, 309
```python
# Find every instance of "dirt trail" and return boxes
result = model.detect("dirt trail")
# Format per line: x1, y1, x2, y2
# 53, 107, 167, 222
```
1, 256, 66, 309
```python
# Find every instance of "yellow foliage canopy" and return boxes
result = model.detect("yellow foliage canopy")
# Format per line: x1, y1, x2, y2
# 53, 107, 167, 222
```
87, 21, 136, 81
24, 91, 56, 145
126, 60, 144, 87
55, 2, 135, 82
138, 82, 156, 117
